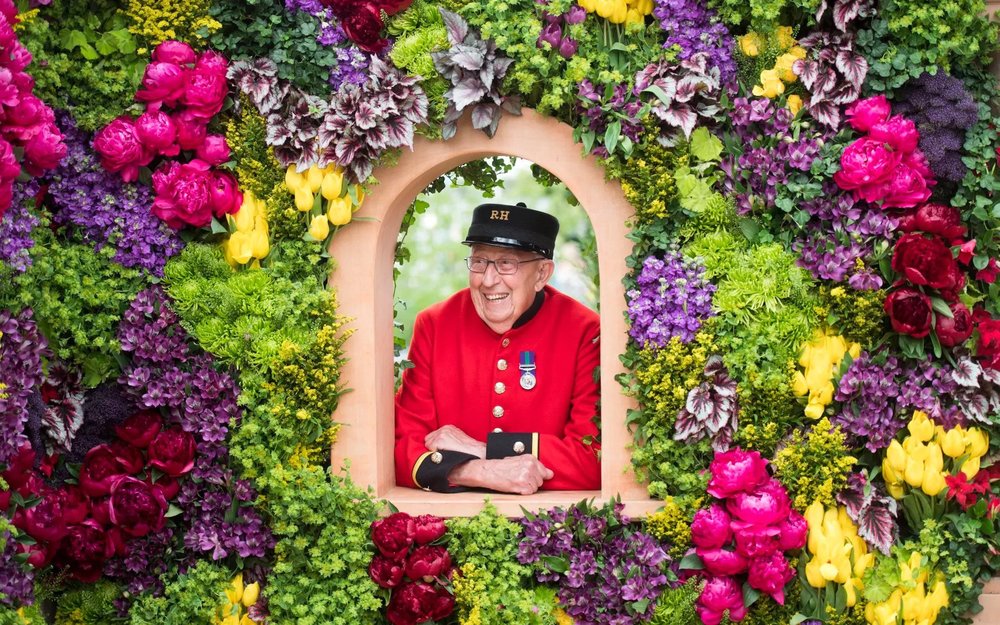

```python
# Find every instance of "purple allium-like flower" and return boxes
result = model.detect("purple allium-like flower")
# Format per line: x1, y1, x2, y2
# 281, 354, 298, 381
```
653, 0, 737, 89
0, 180, 39, 273
627, 251, 715, 347
44, 113, 183, 277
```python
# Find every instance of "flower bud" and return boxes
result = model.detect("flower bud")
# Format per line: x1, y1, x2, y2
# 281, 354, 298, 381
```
907, 411, 934, 442
940, 427, 966, 458
328, 195, 353, 226
295, 188, 314, 212
308, 214, 330, 241
285, 165, 305, 192
965, 428, 989, 458
886, 440, 906, 473
306, 164, 324, 193
242, 581, 259, 607
321, 170, 344, 200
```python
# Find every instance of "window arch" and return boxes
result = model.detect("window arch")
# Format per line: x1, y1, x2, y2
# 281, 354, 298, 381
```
328, 109, 657, 516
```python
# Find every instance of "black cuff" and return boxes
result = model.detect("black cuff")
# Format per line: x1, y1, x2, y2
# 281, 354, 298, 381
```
486, 432, 538, 459
412, 450, 479, 493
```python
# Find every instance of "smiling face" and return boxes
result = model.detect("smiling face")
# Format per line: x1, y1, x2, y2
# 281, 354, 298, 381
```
468, 244, 554, 334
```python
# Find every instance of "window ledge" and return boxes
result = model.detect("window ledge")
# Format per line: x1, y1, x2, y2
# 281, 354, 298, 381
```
381, 487, 663, 517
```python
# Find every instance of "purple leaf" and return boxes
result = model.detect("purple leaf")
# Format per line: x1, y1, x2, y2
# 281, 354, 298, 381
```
439, 8, 468, 45
794, 59, 818, 89
450, 78, 486, 110
855, 496, 897, 555
673, 409, 702, 442
441, 121, 458, 141
835, 50, 868, 89
952, 357, 983, 387
807, 98, 841, 128
836, 473, 867, 519
479, 62, 495, 91
501, 95, 522, 115
452, 45, 486, 71
686, 384, 714, 420
963, 394, 990, 424
471, 102, 497, 130
833, 0, 873, 31
659, 104, 698, 138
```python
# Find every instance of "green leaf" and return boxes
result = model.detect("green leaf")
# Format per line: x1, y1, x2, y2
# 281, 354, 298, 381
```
930, 297, 953, 318
604, 120, 621, 156
689, 127, 723, 162
742, 583, 761, 608
165, 504, 183, 518
210, 216, 230, 234
581, 129, 596, 155
641, 85, 675, 109
540, 555, 569, 573
679, 553, 704, 570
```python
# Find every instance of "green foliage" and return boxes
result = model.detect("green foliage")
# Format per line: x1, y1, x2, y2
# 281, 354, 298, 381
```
388, 0, 451, 130
643, 498, 697, 558
0, 605, 42, 625
265, 466, 382, 625
732, 420, 784, 458
20, 1, 144, 131
707, 0, 820, 30
605, 125, 683, 225
648, 577, 700, 625
856, 18, 940, 97
739, 588, 800, 625
124, 0, 220, 48
208, 0, 338, 94
631, 434, 713, 500
128, 560, 230, 625
0, 221, 147, 386
54, 581, 127, 625
772, 417, 857, 511
448, 502, 558, 625
880, 0, 998, 75
818, 284, 888, 349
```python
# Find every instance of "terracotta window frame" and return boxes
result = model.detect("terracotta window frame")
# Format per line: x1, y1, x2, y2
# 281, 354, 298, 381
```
328, 110, 659, 517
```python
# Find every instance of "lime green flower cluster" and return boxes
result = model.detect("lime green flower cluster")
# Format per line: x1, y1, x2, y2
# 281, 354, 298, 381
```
863, 550, 948, 625
819, 283, 887, 348
129, 561, 232, 625
52, 581, 122, 625
389, 1, 450, 130
125, 0, 220, 47
732, 421, 783, 458
631, 331, 715, 426
772, 417, 857, 510
643, 497, 697, 558
607, 124, 681, 224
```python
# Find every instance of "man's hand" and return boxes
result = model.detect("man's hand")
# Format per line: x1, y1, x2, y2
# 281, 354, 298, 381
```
447, 455, 555, 495
425, 424, 486, 458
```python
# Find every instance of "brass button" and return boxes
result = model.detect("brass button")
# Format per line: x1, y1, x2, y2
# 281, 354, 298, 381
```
492, 405, 504, 418
497, 359, 508, 371
501, 338, 510, 347
513, 441, 525, 454
494, 382, 505, 394
430, 451, 443, 464
492, 427, 503, 433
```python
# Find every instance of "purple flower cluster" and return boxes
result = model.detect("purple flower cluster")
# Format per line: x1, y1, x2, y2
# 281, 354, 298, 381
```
627, 251, 715, 347
0, 531, 33, 607
576, 79, 644, 157
721, 97, 826, 215
116, 286, 273, 560
0, 180, 39, 273
283, 0, 372, 90
44, 114, 183, 277
0, 308, 48, 466
834, 352, 963, 451
518, 502, 673, 625
652, 0, 736, 88
103, 527, 176, 595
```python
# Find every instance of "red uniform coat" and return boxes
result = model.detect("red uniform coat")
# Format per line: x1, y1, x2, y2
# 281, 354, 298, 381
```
394, 285, 601, 491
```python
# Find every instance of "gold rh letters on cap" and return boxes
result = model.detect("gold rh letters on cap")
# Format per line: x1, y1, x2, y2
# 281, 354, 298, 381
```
490, 210, 510, 220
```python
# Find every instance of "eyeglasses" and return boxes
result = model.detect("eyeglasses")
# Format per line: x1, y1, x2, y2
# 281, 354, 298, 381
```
466, 256, 545, 275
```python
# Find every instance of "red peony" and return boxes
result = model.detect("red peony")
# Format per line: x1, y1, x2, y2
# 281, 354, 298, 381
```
706, 448, 769, 499
148, 474, 180, 500
341, 3, 390, 53
412, 514, 447, 545
115, 409, 163, 448
891, 233, 962, 291
372, 512, 416, 560
151, 40, 196, 65
935, 301, 974, 347
93, 116, 153, 182
1, 443, 34, 490
181, 68, 228, 119
79, 443, 138, 497
151, 159, 218, 229
386, 582, 455, 625
109, 439, 145, 474
898, 203, 966, 240
108, 476, 168, 537
404, 545, 452, 581
977, 258, 1000, 284
147, 425, 196, 477
369, 554, 406, 588
135, 61, 188, 108
17, 486, 68, 543
696, 575, 746, 625
977, 318, 1000, 370
59, 520, 115, 582
61, 485, 90, 524
690, 504, 732, 550
844, 95, 891, 132
884, 288, 933, 338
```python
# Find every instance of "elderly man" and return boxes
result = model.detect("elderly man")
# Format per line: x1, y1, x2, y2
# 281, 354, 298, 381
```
394, 202, 601, 494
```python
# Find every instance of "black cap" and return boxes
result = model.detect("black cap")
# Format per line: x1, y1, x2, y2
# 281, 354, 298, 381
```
462, 202, 559, 258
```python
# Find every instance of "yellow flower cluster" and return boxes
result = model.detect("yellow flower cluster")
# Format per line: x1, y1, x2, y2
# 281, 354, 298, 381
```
125, 0, 220, 46
553, 608, 575, 625
577, 0, 652, 24
864, 552, 948, 625
217, 573, 260, 625
792, 330, 860, 419
644, 497, 696, 558
452, 562, 486, 625
882, 411, 989, 498
804, 502, 874, 608
740, 26, 806, 111
224, 191, 270, 269
284, 164, 364, 243
633, 331, 714, 420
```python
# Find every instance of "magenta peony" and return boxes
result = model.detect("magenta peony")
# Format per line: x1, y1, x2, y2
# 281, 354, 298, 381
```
108, 476, 168, 537
697, 547, 749, 576
776, 510, 808, 551
135, 109, 179, 156
706, 448, 769, 499
869, 115, 919, 153
696, 575, 747, 625
17, 487, 68, 543
22, 126, 66, 175
690, 504, 733, 550
93, 115, 153, 182
833, 137, 901, 194
726, 478, 792, 527
152, 40, 197, 65
135, 61, 188, 108
146, 425, 196, 476
731, 522, 780, 559
877, 162, 932, 209
747, 551, 795, 604
195, 134, 231, 166
181, 68, 228, 119
195, 49, 228, 75
209, 170, 243, 218
844, 95, 890, 132
151, 159, 218, 229
173, 109, 209, 151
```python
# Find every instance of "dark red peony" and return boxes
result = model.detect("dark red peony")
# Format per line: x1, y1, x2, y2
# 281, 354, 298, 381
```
16, 486, 68, 543
340, 3, 390, 53
147, 425, 196, 477
115, 409, 163, 448
108, 476, 168, 537
891, 233, 962, 292
79, 443, 138, 497
412, 514, 446, 545
372, 512, 416, 560
404, 545, 452, 581
884, 288, 933, 338
935, 302, 974, 347
898, 203, 966, 240
370, 553, 406, 588
386, 581, 455, 625
59, 520, 115, 582
977, 318, 1000, 370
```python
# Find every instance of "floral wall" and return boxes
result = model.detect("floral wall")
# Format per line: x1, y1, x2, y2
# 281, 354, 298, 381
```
1, 0, 1000, 624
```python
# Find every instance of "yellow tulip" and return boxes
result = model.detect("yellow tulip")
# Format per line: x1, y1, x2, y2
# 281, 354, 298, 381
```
321, 170, 344, 200
222, 616, 240, 625
284, 165, 304, 192
904, 455, 925, 488
636, 0, 653, 13
886, 440, 906, 473
595, 0, 614, 17
804, 401, 825, 420
788, 45, 807, 59
881, 460, 901, 487
226, 574, 244, 605
240, 616, 257, 625
739, 32, 761, 57
234, 192, 257, 232
791, 370, 808, 396
774, 53, 799, 83
926, 442, 944, 473
752, 69, 785, 98
805, 558, 827, 588
928, 580, 949, 612
609, 0, 628, 23
921, 468, 946, 496
940, 426, 967, 458
249, 227, 269, 260
961, 455, 981, 479
887, 482, 905, 498
908, 411, 934, 442
295, 188, 314, 212
242, 582, 259, 607
328, 196, 353, 226
786, 94, 803, 116
308, 214, 330, 241
579, 0, 597, 11
965, 428, 989, 457
305, 165, 324, 193
227, 231, 254, 266
624, 7, 642, 23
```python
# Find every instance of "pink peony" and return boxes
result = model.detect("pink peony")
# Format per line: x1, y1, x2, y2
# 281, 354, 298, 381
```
173, 109, 209, 151
878, 162, 932, 209
2, 93, 47, 141
697, 547, 749, 576
776, 510, 808, 551
151, 40, 196, 65
706, 448, 769, 499
690, 504, 733, 550
22, 125, 66, 175
696, 576, 747, 625
195, 49, 229, 75
731, 522, 780, 559
181, 68, 229, 119
726, 478, 792, 527
151, 159, 217, 229
844, 95, 891, 132
747, 551, 795, 604
209, 170, 243, 218
0, 135, 20, 180
869, 115, 919, 153
195, 134, 231, 166
135, 110, 179, 156
93, 116, 153, 182
135, 61, 188, 108
833, 137, 901, 195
